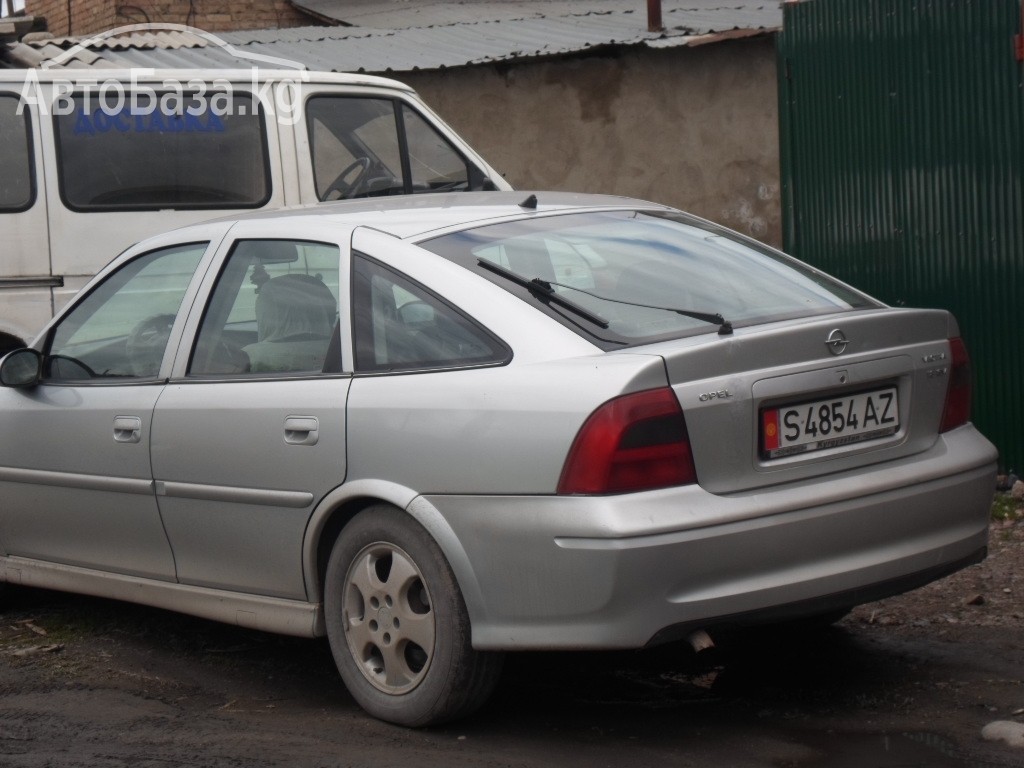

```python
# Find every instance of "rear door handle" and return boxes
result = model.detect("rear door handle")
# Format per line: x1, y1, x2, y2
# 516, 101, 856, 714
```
113, 416, 142, 444
284, 416, 319, 446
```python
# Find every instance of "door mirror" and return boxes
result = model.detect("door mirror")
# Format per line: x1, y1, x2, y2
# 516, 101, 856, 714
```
0, 348, 42, 388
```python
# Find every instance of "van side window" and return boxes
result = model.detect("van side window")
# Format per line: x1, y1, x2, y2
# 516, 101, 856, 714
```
0, 94, 35, 212
54, 92, 270, 211
306, 97, 473, 200
190, 240, 341, 376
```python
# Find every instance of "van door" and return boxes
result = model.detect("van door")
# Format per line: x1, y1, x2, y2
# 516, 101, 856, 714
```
293, 88, 499, 204
0, 89, 53, 353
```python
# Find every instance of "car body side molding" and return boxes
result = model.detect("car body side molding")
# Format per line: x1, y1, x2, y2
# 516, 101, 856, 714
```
0, 466, 153, 495
155, 480, 314, 509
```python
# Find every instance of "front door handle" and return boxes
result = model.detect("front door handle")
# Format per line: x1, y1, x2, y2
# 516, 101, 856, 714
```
113, 416, 142, 444
284, 416, 319, 446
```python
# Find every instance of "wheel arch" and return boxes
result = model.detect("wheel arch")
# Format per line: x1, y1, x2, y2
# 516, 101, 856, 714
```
303, 480, 487, 640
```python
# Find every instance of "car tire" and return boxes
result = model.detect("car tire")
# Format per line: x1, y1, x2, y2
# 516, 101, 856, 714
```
324, 504, 503, 727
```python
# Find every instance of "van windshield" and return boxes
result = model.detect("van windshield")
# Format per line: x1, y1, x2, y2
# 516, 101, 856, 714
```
54, 91, 270, 211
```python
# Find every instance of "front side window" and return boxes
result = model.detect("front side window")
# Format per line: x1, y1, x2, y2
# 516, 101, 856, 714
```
422, 210, 879, 349
402, 107, 470, 194
55, 91, 270, 210
190, 240, 341, 376
46, 243, 207, 380
306, 96, 474, 201
352, 254, 509, 372
0, 93, 34, 211
308, 97, 403, 200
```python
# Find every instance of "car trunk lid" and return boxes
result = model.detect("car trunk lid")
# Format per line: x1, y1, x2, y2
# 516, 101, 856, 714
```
629, 309, 959, 495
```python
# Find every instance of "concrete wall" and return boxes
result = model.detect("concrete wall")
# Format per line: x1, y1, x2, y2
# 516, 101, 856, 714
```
403, 36, 781, 248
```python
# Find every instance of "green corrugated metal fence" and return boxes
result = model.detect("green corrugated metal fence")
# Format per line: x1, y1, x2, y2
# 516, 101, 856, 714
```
779, 0, 1024, 471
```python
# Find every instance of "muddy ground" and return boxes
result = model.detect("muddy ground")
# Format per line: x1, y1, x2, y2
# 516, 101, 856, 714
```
1, 516, 1022, 768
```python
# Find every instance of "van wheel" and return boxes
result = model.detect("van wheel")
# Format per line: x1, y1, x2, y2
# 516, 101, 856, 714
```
324, 505, 503, 727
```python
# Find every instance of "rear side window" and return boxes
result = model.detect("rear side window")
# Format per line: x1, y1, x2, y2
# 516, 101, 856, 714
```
190, 240, 341, 376
0, 93, 35, 212
54, 91, 270, 211
306, 96, 474, 200
352, 254, 509, 372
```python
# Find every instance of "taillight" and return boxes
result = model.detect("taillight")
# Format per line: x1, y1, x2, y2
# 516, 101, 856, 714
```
557, 387, 697, 495
939, 337, 972, 433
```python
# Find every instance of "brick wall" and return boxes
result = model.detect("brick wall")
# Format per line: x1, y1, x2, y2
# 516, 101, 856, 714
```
28, 0, 318, 36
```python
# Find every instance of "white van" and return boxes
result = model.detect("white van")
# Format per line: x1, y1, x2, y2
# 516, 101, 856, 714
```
0, 68, 511, 353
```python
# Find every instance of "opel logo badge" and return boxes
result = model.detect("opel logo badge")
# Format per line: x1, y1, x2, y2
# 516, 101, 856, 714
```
826, 329, 849, 356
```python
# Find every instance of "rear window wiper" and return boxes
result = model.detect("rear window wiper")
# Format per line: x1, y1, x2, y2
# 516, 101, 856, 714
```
477, 259, 610, 329
539, 280, 734, 336
499, 274, 733, 337
577, 284, 737, 335
589, 286, 733, 335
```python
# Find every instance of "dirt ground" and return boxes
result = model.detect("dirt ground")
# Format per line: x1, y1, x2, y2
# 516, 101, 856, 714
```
1, 511, 1022, 768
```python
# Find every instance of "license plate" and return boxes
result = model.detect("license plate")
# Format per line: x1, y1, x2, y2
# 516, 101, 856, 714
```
761, 386, 899, 459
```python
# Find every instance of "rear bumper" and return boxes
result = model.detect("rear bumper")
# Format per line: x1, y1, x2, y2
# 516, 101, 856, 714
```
422, 425, 997, 650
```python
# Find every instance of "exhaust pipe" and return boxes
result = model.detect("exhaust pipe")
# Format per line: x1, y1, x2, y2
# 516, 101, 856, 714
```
687, 629, 715, 653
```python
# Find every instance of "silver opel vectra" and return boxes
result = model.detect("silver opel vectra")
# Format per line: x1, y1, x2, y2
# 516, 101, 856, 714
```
0, 192, 997, 726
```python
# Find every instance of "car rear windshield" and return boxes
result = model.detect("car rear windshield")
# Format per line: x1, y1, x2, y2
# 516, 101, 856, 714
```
422, 210, 879, 348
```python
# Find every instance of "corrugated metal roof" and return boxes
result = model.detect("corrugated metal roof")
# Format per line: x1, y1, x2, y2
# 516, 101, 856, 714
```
4, 2, 781, 73
43, 29, 211, 50
291, 0, 776, 32
296, 0, 604, 29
